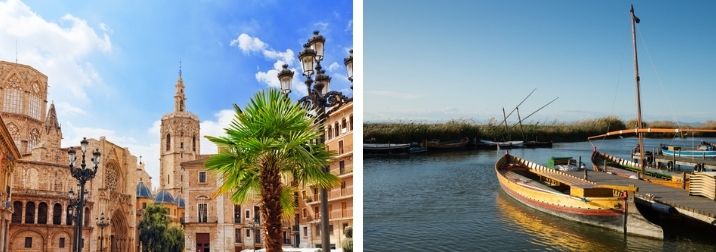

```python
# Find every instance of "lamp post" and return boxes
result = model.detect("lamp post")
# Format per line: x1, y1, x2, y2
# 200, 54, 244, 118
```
68, 137, 101, 252
96, 212, 109, 252
277, 30, 353, 252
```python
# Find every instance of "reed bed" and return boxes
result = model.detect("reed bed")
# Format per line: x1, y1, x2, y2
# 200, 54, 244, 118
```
364, 117, 716, 144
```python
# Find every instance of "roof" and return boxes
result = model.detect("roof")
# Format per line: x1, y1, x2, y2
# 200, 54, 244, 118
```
175, 197, 185, 208
154, 190, 175, 204
136, 181, 152, 198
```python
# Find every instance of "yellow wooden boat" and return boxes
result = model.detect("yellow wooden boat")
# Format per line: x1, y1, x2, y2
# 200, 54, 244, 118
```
495, 153, 663, 238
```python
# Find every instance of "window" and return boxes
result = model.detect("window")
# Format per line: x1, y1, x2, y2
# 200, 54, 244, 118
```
339, 161, 345, 174
246, 229, 250, 237
334, 122, 339, 137
193, 136, 196, 151
25, 202, 35, 224
327, 125, 332, 139
255, 229, 261, 243
254, 206, 260, 223
198, 203, 207, 223
11, 201, 22, 223
3, 89, 22, 114
28, 95, 41, 120
341, 181, 346, 190
314, 206, 319, 219
24, 237, 32, 248
52, 204, 62, 225
339, 140, 344, 154
84, 207, 90, 226
349, 115, 353, 130
302, 209, 307, 219
59, 238, 65, 248
198, 171, 207, 183
341, 118, 347, 133
165, 134, 170, 151
329, 225, 334, 236
303, 227, 308, 236
38, 202, 47, 224
29, 129, 40, 151
235, 228, 242, 243
180, 142, 183, 150
66, 206, 73, 225
234, 205, 241, 223
342, 202, 347, 217
142, 203, 147, 209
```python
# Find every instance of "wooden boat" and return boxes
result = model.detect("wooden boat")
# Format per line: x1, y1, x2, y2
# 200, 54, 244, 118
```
661, 143, 716, 158
495, 153, 662, 238
426, 137, 469, 150
591, 151, 687, 189
479, 140, 524, 148
546, 156, 585, 171
364, 143, 410, 156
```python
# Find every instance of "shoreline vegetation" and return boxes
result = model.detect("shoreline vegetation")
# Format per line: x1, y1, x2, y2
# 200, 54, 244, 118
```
364, 116, 716, 144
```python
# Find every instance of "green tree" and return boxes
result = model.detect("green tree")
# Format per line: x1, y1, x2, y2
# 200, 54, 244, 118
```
205, 89, 338, 252
138, 204, 185, 252
341, 226, 353, 252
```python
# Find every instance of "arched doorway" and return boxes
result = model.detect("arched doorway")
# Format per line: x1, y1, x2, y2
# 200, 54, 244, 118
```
109, 209, 129, 252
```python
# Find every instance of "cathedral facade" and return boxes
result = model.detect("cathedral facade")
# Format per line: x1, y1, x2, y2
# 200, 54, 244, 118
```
1, 60, 140, 252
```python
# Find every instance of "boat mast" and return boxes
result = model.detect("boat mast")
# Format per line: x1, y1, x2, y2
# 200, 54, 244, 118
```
630, 4, 646, 177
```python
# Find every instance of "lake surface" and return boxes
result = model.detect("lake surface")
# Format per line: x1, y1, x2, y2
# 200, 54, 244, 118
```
364, 138, 716, 251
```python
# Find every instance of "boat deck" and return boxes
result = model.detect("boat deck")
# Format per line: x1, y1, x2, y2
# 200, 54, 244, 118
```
503, 170, 561, 193
565, 170, 716, 219
528, 166, 596, 188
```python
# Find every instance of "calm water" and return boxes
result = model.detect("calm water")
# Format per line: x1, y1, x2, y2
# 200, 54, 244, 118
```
364, 138, 716, 251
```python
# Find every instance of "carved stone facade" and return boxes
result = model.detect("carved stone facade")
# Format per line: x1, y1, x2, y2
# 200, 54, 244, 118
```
1, 61, 139, 252
0, 115, 21, 252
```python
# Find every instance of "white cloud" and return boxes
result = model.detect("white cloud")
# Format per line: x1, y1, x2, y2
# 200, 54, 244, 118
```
229, 33, 306, 94
345, 19, 352, 32
0, 0, 112, 111
313, 22, 329, 31
55, 101, 87, 116
200, 109, 236, 154
230, 33, 266, 52
328, 62, 340, 73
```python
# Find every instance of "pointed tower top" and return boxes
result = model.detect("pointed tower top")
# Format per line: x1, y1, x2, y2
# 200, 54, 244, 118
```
45, 103, 60, 132
174, 65, 186, 112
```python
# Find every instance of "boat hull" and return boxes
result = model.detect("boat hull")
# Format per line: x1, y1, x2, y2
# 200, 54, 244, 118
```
496, 154, 663, 238
661, 148, 716, 158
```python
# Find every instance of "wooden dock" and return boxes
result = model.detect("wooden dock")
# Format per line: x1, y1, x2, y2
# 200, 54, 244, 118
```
565, 170, 716, 224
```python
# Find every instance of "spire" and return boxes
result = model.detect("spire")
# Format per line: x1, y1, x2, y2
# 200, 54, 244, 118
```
174, 64, 186, 112
44, 102, 60, 132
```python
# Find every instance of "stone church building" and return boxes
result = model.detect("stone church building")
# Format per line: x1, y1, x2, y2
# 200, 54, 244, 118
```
1, 60, 140, 252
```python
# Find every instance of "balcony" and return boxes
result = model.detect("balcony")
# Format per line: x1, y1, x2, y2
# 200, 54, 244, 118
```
182, 216, 218, 224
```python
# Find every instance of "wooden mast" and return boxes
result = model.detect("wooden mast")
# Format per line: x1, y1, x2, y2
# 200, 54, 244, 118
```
630, 4, 646, 177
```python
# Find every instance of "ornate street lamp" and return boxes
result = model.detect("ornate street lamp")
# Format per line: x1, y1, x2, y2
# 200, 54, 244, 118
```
277, 30, 353, 251
96, 212, 110, 252
68, 137, 101, 252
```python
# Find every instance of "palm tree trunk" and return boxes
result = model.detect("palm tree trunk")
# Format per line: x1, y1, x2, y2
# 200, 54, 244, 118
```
261, 160, 284, 252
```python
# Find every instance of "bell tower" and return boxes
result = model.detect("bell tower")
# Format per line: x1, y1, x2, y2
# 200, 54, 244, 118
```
159, 66, 200, 197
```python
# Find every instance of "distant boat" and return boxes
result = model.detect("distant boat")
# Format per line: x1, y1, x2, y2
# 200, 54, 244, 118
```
546, 156, 585, 172
364, 143, 411, 156
494, 153, 660, 237
591, 151, 687, 189
426, 137, 469, 150
661, 143, 716, 158
479, 140, 524, 148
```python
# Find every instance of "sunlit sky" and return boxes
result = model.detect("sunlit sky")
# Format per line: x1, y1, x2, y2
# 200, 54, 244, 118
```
365, 1, 716, 124
0, 0, 353, 188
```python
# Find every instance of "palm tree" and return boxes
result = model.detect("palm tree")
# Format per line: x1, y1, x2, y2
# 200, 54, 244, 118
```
206, 89, 338, 252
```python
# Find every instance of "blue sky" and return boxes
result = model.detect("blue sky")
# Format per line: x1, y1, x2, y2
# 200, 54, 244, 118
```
365, 1, 716, 124
0, 0, 353, 188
